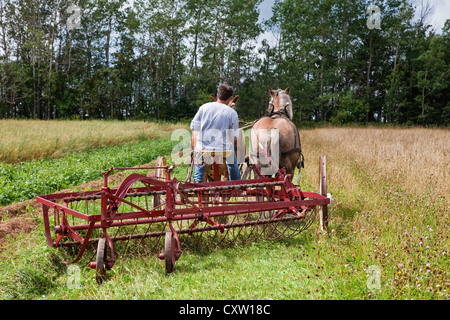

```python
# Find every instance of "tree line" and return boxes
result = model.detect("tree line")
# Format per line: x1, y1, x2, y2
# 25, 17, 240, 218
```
0, 0, 448, 126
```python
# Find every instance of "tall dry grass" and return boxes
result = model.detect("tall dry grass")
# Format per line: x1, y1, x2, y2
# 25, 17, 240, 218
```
0, 120, 187, 164
299, 126, 449, 198
296, 127, 448, 299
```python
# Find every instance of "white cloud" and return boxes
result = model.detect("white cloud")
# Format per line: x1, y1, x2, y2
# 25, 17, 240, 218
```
428, 0, 450, 33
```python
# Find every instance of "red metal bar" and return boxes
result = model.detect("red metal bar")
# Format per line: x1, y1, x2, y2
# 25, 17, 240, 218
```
59, 194, 327, 234
36, 196, 100, 222
58, 214, 313, 247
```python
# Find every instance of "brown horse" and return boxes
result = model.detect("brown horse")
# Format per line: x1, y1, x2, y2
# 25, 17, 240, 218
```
250, 87, 302, 177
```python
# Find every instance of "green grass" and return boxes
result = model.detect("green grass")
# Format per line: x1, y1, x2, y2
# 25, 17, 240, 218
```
0, 137, 179, 206
0, 222, 355, 300
1, 157, 447, 300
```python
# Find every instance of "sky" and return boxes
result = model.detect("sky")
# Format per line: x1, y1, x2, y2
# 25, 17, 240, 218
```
417, 0, 450, 33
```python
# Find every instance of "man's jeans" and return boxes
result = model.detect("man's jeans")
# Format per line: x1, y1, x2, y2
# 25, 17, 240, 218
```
193, 151, 241, 183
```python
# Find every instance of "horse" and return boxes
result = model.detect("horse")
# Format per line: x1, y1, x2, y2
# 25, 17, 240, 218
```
250, 87, 302, 178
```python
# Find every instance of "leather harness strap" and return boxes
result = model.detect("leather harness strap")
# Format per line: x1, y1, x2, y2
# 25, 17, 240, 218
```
267, 110, 305, 184
268, 111, 302, 158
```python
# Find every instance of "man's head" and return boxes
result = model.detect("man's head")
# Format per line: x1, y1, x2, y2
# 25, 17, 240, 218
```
217, 84, 234, 102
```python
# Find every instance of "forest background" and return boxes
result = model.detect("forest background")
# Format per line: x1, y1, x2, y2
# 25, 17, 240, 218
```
0, 0, 449, 126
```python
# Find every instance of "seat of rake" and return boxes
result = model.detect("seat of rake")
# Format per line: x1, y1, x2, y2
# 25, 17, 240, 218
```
195, 149, 233, 182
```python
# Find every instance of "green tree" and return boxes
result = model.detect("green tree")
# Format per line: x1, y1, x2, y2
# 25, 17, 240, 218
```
415, 32, 449, 124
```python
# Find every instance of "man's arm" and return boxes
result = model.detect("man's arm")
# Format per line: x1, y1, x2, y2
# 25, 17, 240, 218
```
190, 107, 202, 149
191, 131, 199, 149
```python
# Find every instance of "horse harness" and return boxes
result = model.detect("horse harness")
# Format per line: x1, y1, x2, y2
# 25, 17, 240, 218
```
266, 108, 304, 172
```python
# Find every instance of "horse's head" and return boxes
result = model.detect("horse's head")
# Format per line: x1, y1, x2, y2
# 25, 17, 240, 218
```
268, 87, 292, 120
210, 95, 239, 109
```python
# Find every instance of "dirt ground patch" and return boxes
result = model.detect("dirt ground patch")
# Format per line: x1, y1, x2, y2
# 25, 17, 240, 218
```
0, 217, 37, 249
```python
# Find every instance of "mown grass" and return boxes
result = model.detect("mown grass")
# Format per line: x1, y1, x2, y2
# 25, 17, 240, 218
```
0, 125, 448, 300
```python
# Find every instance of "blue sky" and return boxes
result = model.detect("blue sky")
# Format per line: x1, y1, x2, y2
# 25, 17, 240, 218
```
259, 0, 275, 23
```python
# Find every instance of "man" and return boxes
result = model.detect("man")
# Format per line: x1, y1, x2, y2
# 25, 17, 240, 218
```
190, 84, 241, 183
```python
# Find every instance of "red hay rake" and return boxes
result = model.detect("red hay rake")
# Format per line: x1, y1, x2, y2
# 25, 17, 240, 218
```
36, 155, 330, 283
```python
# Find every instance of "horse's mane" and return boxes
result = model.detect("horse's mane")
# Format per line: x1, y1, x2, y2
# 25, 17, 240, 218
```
268, 88, 293, 120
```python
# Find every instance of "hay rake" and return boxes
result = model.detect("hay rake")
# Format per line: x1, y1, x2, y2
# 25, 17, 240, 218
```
36, 155, 330, 283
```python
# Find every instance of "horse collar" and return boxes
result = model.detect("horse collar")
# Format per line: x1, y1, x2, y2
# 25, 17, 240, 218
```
269, 110, 289, 119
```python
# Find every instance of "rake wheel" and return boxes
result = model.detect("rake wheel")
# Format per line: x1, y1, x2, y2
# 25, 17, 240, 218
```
165, 231, 176, 273
96, 238, 107, 284
319, 155, 328, 232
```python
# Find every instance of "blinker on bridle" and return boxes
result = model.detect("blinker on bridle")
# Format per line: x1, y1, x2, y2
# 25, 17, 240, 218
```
268, 90, 290, 116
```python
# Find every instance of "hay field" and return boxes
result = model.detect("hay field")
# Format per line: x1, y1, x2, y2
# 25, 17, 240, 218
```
295, 126, 449, 299
299, 126, 449, 198
0, 120, 187, 164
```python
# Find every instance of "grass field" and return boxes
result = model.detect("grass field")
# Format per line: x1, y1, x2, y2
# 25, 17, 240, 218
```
0, 122, 448, 300
0, 119, 186, 163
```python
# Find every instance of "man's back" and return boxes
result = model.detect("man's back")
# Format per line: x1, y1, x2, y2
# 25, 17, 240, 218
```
191, 101, 239, 151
